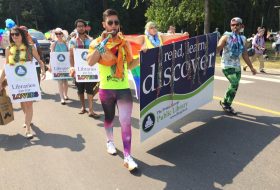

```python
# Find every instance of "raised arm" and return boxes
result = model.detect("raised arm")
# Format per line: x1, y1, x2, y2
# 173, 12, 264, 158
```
87, 39, 102, 66
161, 33, 189, 43
124, 35, 145, 46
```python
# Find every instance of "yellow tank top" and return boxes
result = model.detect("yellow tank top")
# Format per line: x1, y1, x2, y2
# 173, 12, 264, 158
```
144, 35, 163, 49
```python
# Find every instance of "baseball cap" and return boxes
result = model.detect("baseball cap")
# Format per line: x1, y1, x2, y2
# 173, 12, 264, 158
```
231, 17, 242, 24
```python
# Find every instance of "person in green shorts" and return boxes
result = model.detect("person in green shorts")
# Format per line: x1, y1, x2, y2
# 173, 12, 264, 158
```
217, 17, 257, 115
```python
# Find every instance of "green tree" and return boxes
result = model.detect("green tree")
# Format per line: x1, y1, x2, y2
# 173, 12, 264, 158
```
145, 0, 204, 34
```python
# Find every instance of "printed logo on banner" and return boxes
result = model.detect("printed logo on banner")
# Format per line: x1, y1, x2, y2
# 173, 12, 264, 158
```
142, 113, 155, 132
81, 51, 88, 61
15, 65, 27, 77
57, 54, 66, 62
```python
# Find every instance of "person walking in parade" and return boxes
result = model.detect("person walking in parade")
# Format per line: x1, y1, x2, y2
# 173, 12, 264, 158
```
69, 19, 100, 118
0, 26, 46, 139
19, 26, 44, 85
87, 9, 140, 171
50, 27, 69, 105
243, 27, 266, 73
217, 17, 257, 115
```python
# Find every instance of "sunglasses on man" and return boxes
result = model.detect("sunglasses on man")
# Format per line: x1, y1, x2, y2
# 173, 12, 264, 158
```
231, 23, 240, 27
10, 32, 20, 37
107, 20, 119, 26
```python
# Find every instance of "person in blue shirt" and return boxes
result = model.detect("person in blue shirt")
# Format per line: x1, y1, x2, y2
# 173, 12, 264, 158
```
216, 17, 257, 115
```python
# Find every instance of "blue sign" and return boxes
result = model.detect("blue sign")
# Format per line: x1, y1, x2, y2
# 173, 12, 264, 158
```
140, 33, 217, 141
15, 65, 27, 77
140, 33, 217, 111
81, 51, 88, 61
57, 54, 66, 62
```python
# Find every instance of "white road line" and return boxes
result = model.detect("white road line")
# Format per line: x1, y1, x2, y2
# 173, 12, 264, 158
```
241, 74, 280, 83
215, 76, 254, 84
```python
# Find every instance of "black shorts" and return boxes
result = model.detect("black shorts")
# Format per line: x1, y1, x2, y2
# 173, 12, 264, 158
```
75, 81, 98, 95
276, 44, 280, 52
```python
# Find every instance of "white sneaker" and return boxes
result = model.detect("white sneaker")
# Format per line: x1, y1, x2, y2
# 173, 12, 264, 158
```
124, 155, 138, 171
106, 141, 117, 155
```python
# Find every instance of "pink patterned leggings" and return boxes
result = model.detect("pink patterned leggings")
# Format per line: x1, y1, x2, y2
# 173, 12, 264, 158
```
99, 89, 132, 157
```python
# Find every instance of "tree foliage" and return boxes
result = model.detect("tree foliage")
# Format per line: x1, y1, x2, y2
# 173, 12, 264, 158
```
0, 0, 279, 37
145, 0, 204, 34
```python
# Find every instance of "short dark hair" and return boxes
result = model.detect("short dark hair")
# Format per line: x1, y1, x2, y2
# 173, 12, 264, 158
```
103, 9, 118, 21
75, 19, 87, 28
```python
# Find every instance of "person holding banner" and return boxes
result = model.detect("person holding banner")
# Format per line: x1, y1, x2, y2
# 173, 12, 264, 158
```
124, 21, 189, 49
217, 17, 257, 115
87, 9, 139, 171
0, 26, 46, 139
69, 19, 100, 118
50, 28, 69, 105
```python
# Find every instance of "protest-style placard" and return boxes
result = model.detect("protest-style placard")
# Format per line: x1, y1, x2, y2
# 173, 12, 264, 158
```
5, 61, 41, 103
73, 48, 99, 82
50, 52, 71, 80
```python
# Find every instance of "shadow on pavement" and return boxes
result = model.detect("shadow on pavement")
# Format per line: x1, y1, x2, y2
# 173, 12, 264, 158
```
41, 91, 103, 113
0, 125, 86, 152
136, 109, 280, 190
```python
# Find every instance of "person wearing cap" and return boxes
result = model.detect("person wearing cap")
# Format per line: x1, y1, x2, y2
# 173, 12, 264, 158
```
217, 17, 257, 115
50, 28, 69, 105
69, 19, 100, 118
243, 27, 266, 73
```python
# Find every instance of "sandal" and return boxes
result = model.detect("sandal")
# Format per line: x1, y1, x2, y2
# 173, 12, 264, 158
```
23, 123, 33, 128
78, 109, 88, 114
25, 131, 34, 139
88, 112, 100, 119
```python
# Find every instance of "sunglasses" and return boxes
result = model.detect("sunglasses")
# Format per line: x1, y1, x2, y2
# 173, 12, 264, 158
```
107, 20, 119, 26
55, 33, 63, 36
231, 23, 240, 27
11, 32, 20, 37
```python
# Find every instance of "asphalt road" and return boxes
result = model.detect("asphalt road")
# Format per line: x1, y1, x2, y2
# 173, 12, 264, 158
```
0, 55, 280, 190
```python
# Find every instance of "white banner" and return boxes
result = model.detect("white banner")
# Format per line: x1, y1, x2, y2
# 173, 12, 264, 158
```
5, 61, 41, 103
73, 48, 99, 82
140, 82, 214, 141
50, 52, 71, 80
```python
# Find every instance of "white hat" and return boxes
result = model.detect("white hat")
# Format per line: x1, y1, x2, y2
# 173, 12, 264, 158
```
231, 17, 242, 24
54, 27, 63, 33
